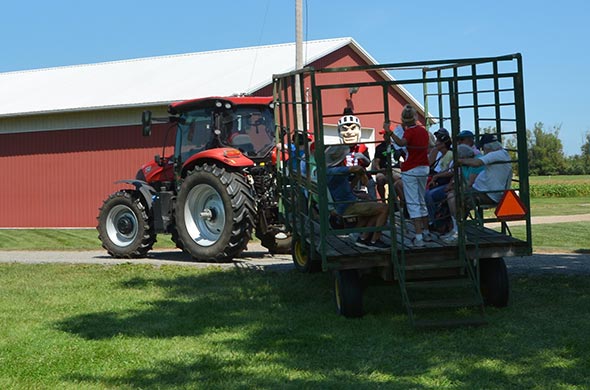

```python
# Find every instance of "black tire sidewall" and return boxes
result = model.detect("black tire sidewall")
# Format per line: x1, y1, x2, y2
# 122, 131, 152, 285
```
334, 269, 363, 317
175, 165, 252, 262
480, 257, 510, 307
97, 191, 153, 257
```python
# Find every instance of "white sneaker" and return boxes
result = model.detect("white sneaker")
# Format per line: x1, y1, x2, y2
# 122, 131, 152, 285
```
441, 230, 457, 239
422, 231, 433, 242
412, 237, 425, 247
442, 231, 458, 243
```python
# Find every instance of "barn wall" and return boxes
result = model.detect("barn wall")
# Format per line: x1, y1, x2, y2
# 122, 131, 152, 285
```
0, 44, 424, 228
309, 46, 426, 135
0, 123, 173, 227
274, 46, 425, 145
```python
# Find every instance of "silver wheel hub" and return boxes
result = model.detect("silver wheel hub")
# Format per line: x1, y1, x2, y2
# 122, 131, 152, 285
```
106, 204, 138, 247
184, 184, 225, 247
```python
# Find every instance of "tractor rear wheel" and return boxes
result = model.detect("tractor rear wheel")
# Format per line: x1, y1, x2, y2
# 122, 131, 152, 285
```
174, 163, 255, 262
97, 191, 156, 258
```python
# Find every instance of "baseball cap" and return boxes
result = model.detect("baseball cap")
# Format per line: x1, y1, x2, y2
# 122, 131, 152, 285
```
477, 133, 498, 148
457, 130, 474, 139
434, 128, 450, 143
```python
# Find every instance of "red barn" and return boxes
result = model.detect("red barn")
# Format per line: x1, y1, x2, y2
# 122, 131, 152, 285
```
0, 38, 425, 227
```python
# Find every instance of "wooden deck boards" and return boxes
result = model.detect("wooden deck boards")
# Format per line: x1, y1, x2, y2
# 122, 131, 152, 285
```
303, 215, 529, 270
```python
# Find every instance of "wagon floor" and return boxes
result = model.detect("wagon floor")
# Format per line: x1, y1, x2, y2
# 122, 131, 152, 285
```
304, 214, 529, 270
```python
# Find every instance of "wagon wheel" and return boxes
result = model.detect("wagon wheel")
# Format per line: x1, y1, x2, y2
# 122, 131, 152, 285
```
334, 269, 363, 318
292, 239, 321, 273
479, 257, 510, 307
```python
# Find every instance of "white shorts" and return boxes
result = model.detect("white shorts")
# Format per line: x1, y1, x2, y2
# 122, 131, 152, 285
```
402, 166, 429, 219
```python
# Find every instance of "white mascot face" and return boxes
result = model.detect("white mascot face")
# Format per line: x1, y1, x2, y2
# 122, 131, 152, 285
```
338, 115, 361, 144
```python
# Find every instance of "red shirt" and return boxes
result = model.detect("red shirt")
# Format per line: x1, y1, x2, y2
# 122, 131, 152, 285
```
344, 143, 370, 167
401, 125, 430, 171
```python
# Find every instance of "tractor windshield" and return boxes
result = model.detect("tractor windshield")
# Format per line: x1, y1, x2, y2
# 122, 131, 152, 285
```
222, 106, 275, 157
175, 105, 275, 161
175, 108, 214, 162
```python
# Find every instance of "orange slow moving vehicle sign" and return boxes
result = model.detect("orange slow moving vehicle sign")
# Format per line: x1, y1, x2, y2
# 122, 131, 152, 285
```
494, 190, 528, 221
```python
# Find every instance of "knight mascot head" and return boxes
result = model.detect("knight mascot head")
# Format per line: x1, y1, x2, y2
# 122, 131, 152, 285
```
337, 108, 362, 144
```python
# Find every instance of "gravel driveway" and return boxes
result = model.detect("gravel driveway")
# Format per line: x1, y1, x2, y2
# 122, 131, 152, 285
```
1, 243, 589, 275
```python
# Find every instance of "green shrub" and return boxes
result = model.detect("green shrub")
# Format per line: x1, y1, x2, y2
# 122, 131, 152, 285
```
530, 183, 590, 197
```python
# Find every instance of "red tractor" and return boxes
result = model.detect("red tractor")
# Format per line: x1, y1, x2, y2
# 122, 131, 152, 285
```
97, 96, 291, 262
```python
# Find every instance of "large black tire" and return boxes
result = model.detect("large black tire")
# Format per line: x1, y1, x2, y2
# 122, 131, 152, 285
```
97, 191, 156, 258
174, 163, 256, 262
292, 239, 321, 273
334, 269, 363, 318
479, 257, 510, 307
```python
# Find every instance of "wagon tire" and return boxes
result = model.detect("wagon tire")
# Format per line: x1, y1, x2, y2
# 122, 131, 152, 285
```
479, 257, 510, 307
292, 239, 321, 273
334, 269, 363, 318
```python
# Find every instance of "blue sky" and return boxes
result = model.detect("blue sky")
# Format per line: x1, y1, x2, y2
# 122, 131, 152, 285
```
2, 0, 588, 156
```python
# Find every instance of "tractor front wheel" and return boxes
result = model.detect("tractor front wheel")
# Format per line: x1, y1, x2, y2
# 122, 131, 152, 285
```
97, 191, 156, 258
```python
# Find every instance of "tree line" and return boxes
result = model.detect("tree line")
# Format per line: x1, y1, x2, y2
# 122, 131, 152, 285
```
503, 123, 590, 176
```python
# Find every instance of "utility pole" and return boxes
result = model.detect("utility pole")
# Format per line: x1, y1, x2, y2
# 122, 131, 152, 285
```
296, 0, 303, 71
295, 0, 304, 130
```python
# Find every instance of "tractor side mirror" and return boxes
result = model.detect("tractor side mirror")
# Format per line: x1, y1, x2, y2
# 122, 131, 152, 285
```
141, 110, 153, 137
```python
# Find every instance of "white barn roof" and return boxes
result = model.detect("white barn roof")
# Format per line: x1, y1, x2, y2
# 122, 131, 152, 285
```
0, 38, 371, 118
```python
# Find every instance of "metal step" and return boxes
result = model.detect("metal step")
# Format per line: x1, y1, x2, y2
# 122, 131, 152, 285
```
410, 297, 482, 309
414, 317, 488, 329
405, 277, 472, 289
404, 260, 464, 271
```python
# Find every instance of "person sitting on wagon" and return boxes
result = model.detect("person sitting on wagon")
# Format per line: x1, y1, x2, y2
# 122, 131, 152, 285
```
443, 134, 512, 242
425, 128, 453, 230
325, 145, 389, 250
441, 144, 485, 242
460, 133, 512, 205
456, 129, 481, 156
337, 109, 376, 199
373, 125, 406, 202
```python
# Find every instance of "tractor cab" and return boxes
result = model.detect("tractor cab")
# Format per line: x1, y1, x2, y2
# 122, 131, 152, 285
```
169, 97, 276, 164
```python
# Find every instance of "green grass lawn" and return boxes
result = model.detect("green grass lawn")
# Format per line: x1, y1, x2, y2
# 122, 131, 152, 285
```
529, 196, 590, 216
1, 263, 589, 389
2, 196, 589, 253
508, 222, 590, 254
0, 229, 177, 251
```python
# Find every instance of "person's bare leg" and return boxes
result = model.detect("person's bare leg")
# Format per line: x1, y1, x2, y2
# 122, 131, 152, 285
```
376, 173, 386, 201
413, 219, 423, 235
394, 180, 404, 202
371, 204, 389, 242
355, 216, 372, 241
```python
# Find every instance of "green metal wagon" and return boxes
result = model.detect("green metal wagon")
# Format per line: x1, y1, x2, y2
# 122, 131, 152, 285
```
273, 54, 532, 328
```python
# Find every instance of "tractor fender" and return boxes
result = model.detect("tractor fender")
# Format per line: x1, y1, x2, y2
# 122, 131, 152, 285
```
114, 180, 157, 209
182, 148, 254, 176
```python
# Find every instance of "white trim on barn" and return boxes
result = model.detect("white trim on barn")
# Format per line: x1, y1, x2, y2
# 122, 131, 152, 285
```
0, 37, 425, 135
0, 106, 169, 134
